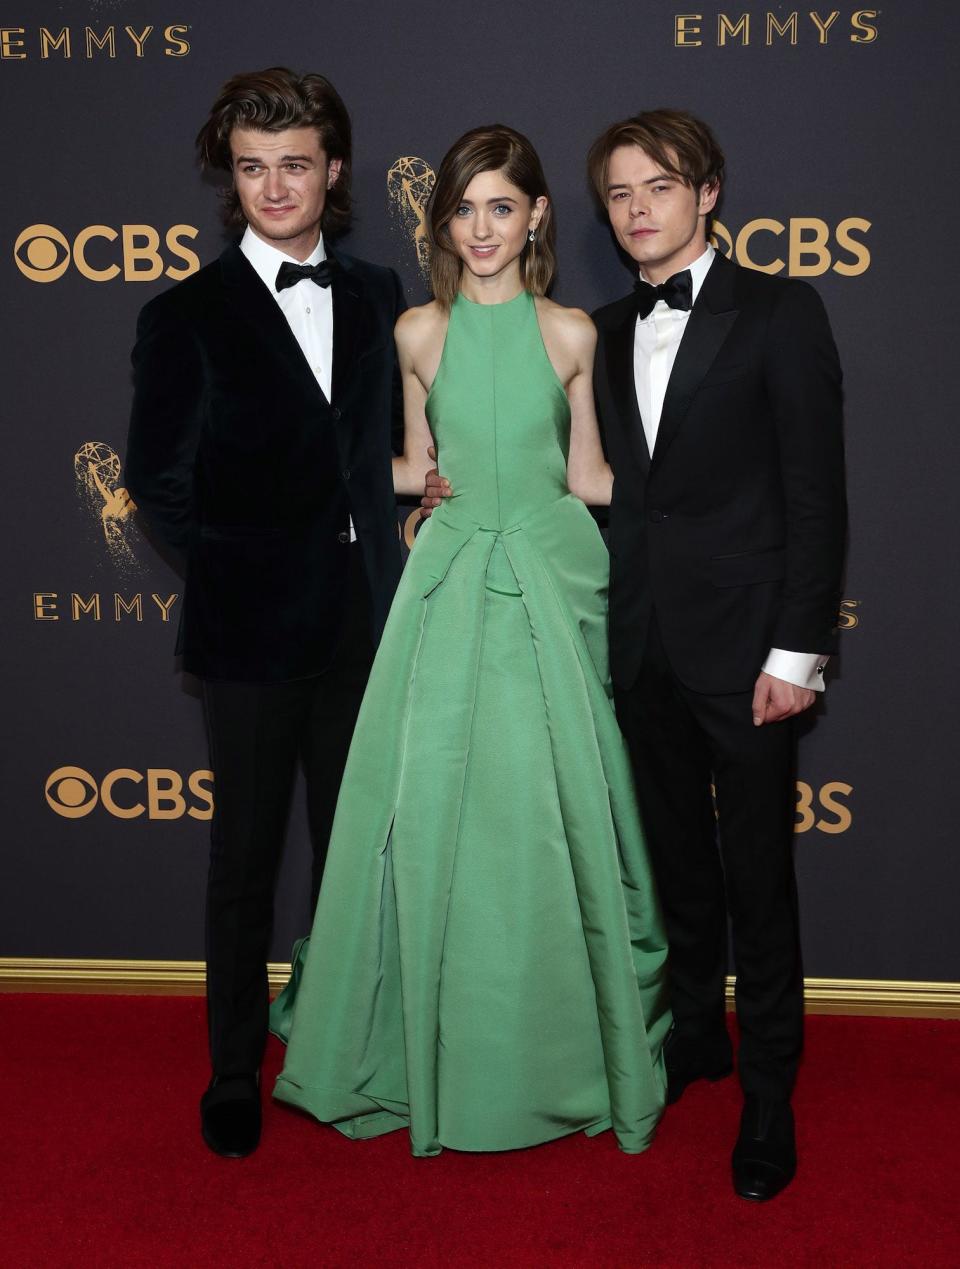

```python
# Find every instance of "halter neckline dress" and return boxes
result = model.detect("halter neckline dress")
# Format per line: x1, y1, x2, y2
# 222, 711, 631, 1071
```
271, 289, 670, 1156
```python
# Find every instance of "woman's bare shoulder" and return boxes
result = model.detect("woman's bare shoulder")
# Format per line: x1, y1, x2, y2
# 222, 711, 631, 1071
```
534, 296, 597, 352
395, 300, 445, 341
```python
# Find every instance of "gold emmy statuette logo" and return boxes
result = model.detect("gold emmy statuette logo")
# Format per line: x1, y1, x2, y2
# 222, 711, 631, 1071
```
74, 441, 138, 567
387, 157, 436, 275
45, 766, 214, 820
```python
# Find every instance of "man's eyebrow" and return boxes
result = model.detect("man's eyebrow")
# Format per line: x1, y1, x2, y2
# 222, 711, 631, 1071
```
606, 174, 676, 192
233, 153, 315, 164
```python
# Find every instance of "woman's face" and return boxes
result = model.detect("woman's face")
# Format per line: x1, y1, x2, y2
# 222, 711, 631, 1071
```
446, 167, 545, 280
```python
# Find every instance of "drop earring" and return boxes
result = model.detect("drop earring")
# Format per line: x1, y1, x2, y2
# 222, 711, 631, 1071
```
528, 229, 536, 243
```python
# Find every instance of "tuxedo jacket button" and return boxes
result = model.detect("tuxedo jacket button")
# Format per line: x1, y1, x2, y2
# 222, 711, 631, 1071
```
342, 468, 351, 481
337, 530, 350, 544
331, 406, 342, 420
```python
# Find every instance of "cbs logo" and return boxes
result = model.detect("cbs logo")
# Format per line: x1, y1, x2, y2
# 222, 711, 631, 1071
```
795, 781, 852, 835
14, 223, 200, 283
837, 600, 860, 630
711, 218, 870, 277
45, 766, 214, 820
399, 508, 426, 551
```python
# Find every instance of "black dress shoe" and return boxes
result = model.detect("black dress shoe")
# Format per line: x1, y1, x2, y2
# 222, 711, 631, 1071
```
732, 1096, 796, 1201
664, 1030, 734, 1105
200, 1074, 261, 1157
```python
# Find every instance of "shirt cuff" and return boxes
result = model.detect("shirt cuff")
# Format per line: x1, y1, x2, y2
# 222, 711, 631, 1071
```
762, 649, 829, 692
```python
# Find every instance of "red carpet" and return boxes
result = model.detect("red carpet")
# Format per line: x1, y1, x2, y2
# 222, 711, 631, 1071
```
2, 997, 957, 1268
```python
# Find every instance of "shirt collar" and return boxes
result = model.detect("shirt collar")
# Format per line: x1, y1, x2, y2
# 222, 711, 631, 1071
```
638, 243, 715, 314
239, 226, 326, 293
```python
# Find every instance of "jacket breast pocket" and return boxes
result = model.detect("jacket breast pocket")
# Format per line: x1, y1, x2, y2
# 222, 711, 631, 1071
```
710, 546, 785, 587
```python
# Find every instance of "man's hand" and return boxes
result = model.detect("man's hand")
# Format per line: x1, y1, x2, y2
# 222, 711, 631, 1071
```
419, 446, 452, 520
752, 671, 815, 727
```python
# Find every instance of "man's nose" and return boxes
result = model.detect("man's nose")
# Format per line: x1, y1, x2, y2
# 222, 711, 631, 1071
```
629, 195, 648, 218
264, 168, 288, 200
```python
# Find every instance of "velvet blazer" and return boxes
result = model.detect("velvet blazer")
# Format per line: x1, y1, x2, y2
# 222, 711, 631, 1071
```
126, 242, 405, 682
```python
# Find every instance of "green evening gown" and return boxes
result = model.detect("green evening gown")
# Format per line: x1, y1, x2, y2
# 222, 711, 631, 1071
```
270, 289, 671, 1156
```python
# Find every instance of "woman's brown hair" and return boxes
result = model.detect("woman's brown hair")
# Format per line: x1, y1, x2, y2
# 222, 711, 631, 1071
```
427, 125, 556, 308
195, 66, 352, 236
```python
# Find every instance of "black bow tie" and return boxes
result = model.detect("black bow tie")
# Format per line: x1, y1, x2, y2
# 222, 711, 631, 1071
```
633, 269, 693, 319
275, 258, 340, 292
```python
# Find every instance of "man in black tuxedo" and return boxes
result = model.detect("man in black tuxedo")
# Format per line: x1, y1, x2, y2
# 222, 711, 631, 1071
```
126, 68, 405, 1158
586, 110, 845, 1200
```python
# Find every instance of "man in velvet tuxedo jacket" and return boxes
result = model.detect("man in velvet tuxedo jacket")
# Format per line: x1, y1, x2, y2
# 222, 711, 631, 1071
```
587, 112, 845, 1200
126, 68, 404, 1158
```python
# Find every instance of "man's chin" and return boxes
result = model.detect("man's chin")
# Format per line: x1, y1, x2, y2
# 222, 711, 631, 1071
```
615, 237, 649, 265
250, 217, 307, 244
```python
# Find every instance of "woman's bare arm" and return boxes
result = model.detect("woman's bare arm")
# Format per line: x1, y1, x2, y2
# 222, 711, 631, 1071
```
539, 304, 613, 506
392, 306, 443, 497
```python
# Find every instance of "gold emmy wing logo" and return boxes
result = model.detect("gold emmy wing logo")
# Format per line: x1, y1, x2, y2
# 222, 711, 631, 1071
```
74, 442, 138, 566
387, 157, 436, 275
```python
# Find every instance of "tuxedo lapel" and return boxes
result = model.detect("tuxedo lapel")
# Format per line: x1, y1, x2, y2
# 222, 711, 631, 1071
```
604, 299, 651, 475
652, 252, 739, 466
329, 248, 364, 406
219, 244, 329, 407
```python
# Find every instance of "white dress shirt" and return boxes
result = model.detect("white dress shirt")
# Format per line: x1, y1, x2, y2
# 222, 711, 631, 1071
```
240, 226, 333, 401
240, 226, 355, 539
633, 245, 827, 691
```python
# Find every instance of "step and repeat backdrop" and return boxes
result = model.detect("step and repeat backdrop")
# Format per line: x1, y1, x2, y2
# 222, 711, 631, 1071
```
3, 2, 956, 982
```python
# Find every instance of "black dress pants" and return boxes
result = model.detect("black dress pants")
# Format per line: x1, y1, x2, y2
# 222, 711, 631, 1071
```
202, 544, 374, 1077
614, 615, 803, 1101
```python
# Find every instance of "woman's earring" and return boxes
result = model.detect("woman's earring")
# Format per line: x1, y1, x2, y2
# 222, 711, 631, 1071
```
528, 229, 536, 243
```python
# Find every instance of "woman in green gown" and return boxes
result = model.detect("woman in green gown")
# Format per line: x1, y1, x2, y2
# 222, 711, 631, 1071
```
271, 125, 671, 1156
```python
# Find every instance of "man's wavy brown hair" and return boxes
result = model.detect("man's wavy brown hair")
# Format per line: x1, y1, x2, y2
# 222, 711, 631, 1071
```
195, 66, 352, 236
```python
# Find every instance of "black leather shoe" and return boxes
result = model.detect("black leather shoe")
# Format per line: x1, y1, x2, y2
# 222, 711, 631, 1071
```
200, 1074, 261, 1157
664, 1030, 734, 1105
732, 1096, 796, 1201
